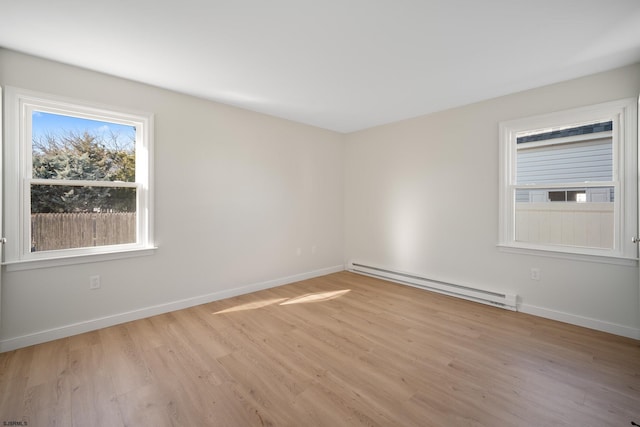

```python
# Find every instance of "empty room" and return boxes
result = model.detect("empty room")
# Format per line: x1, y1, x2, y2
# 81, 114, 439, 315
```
1, 1, 639, 426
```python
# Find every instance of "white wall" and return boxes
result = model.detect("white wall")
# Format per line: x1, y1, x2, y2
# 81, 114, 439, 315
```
345, 63, 640, 338
0, 49, 345, 351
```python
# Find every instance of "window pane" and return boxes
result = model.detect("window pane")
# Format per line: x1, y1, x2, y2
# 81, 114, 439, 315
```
515, 187, 614, 249
516, 138, 613, 185
32, 111, 136, 182
566, 190, 586, 202
31, 185, 136, 252
516, 121, 612, 143
548, 191, 567, 202
516, 187, 613, 203
516, 121, 613, 185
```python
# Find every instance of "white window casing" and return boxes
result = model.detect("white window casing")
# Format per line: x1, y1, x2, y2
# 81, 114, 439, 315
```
3, 87, 156, 270
498, 98, 637, 265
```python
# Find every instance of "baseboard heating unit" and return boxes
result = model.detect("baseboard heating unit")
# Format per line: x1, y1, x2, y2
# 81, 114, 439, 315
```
348, 261, 518, 311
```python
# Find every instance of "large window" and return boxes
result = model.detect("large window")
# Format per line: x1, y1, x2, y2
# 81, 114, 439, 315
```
498, 98, 637, 263
3, 87, 154, 269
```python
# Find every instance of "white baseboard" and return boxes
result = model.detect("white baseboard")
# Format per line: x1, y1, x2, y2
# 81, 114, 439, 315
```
520, 304, 640, 340
0, 264, 345, 353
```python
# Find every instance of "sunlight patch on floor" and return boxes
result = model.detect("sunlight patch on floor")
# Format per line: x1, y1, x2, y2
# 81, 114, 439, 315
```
279, 289, 351, 305
214, 298, 288, 314
213, 289, 350, 314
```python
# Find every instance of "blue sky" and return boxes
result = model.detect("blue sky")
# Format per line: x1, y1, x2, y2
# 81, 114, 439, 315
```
32, 111, 135, 150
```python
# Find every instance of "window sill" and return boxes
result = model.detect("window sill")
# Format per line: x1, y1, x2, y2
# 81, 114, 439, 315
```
2, 246, 158, 272
497, 244, 638, 266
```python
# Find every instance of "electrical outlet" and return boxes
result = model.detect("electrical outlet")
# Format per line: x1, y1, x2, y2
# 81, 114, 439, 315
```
89, 275, 101, 289
530, 268, 540, 281
296, 247, 302, 256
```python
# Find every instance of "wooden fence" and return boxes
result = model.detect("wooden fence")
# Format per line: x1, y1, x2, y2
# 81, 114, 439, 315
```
31, 212, 136, 252
515, 202, 614, 249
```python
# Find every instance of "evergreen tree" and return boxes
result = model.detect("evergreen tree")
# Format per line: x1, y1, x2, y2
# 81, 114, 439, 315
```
31, 130, 136, 213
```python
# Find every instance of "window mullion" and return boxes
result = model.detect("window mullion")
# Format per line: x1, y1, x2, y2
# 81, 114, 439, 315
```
29, 178, 138, 188
513, 181, 616, 190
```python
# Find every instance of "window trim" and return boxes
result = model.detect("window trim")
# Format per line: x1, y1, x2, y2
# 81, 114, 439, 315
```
498, 98, 637, 263
3, 86, 155, 269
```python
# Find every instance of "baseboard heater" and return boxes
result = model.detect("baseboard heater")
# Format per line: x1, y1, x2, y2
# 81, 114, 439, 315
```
348, 261, 518, 311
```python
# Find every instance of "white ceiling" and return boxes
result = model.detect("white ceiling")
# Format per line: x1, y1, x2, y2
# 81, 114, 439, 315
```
1, 0, 640, 133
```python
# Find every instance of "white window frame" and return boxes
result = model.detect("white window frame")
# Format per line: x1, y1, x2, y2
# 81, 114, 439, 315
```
498, 98, 637, 265
3, 87, 155, 271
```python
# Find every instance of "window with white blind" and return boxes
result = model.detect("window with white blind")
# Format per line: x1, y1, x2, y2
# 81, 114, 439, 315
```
498, 98, 637, 264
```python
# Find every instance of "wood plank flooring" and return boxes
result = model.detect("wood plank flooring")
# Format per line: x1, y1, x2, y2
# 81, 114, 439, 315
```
1, 271, 639, 426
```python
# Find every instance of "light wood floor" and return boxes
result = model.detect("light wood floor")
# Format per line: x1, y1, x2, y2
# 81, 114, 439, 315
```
1, 271, 639, 426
